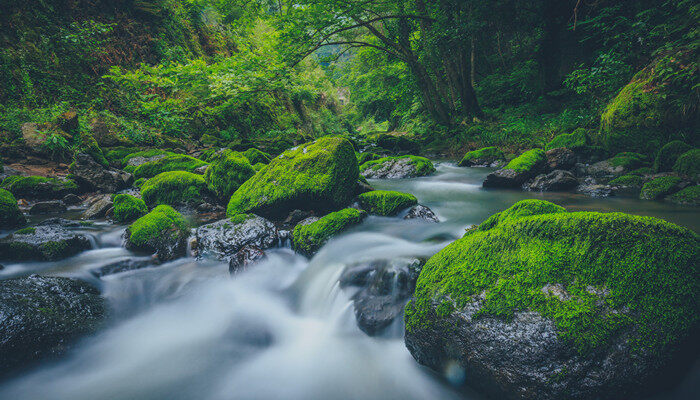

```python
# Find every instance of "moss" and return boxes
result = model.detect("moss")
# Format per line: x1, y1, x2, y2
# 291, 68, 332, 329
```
122, 149, 172, 165
228, 213, 253, 225
131, 154, 208, 179
242, 148, 272, 165
654, 141, 692, 172
133, 178, 147, 188
478, 199, 566, 231
14, 226, 36, 234
405, 199, 699, 356
360, 155, 436, 177
113, 194, 148, 223
356, 152, 379, 166
292, 208, 367, 255
668, 186, 700, 206
141, 171, 209, 207
252, 162, 266, 172
104, 146, 141, 166
204, 150, 255, 202
628, 167, 654, 176
227, 136, 358, 218
76, 133, 108, 168
640, 176, 683, 200
608, 152, 650, 169
545, 129, 588, 151
0, 188, 26, 228
673, 149, 699, 179
459, 147, 504, 167
358, 190, 417, 216
503, 149, 546, 172
609, 175, 643, 187
127, 205, 188, 249
1, 176, 78, 199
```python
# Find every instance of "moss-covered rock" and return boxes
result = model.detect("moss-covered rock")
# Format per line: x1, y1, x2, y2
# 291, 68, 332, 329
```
356, 152, 379, 166
104, 146, 141, 167
125, 205, 189, 261
0, 188, 26, 228
113, 194, 148, 223
1, 176, 78, 199
668, 185, 700, 206
130, 154, 208, 179
75, 133, 108, 168
405, 199, 699, 400
360, 155, 435, 179
358, 190, 418, 216
204, 150, 255, 202
122, 149, 172, 167
292, 208, 367, 256
639, 176, 684, 200
483, 149, 546, 188
609, 174, 644, 187
654, 141, 692, 172
374, 134, 419, 153
673, 149, 699, 180
252, 162, 266, 172
544, 129, 588, 152
0, 223, 92, 261
458, 147, 504, 167
227, 137, 358, 218
242, 148, 272, 165
141, 171, 210, 207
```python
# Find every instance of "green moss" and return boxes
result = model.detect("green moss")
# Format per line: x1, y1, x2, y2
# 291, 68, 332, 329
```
640, 176, 683, 200
131, 154, 208, 179
252, 162, 266, 172
0, 188, 26, 228
242, 148, 272, 165
141, 171, 209, 207
405, 199, 699, 356
503, 149, 546, 172
356, 152, 379, 166
478, 199, 566, 231
360, 155, 436, 177
655, 141, 692, 172
609, 175, 644, 187
1, 176, 78, 199
113, 194, 148, 223
204, 150, 255, 202
673, 149, 699, 179
628, 167, 654, 176
459, 147, 504, 167
358, 190, 417, 216
292, 208, 367, 255
76, 133, 108, 168
227, 137, 358, 218
127, 205, 188, 249
545, 129, 588, 151
228, 213, 253, 225
122, 149, 172, 165
608, 152, 650, 169
668, 186, 700, 206
105, 146, 141, 166
133, 178, 147, 188
14, 226, 36, 234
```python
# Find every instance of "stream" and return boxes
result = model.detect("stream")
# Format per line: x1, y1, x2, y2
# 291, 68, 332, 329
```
0, 163, 698, 400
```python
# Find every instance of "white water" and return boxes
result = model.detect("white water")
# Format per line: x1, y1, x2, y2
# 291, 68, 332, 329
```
0, 163, 697, 399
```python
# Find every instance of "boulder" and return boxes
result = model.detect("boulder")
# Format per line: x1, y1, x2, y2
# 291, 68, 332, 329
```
577, 152, 649, 183
292, 208, 367, 256
483, 149, 546, 188
193, 214, 278, 261
459, 147, 505, 167
21, 123, 50, 150
130, 154, 208, 179
123, 150, 170, 169
654, 141, 692, 172
70, 153, 132, 193
0, 223, 92, 262
0, 189, 26, 228
140, 171, 211, 207
227, 137, 358, 218
668, 185, 700, 206
673, 149, 699, 181
527, 170, 578, 192
242, 148, 272, 165
82, 195, 113, 219
1, 175, 78, 200
61, 193, 82, 205
403, 205, 439, 222
639, 176, 685, 200
112, 194, 148, 223
404, 200, 699, 400
228, 245, 266, 274
125, 205, 190, 262
204, 149, 255, 202
0, 275, 105, 377
576, 183, 614, 198
358, 190, 418, 216
545, 147, 576, 171
29, 200, 67, 215
360, 155, 435, 179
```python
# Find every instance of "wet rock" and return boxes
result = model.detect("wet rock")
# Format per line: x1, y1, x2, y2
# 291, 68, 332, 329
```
82, 195, 113, 219
125, 153, 168, 168
483, 150, 547, 189
360, 156, 435, 179
282, 209, 315, 230
193, 165, 208, 174
527, 170, 578, 192
545, 147, 576, 171
90, 257, 155, 277
228, 245, 266, 274
403, 205, 439, 222
340, 258, 424, 336
355, 179, 374, 195
193, 215, 279, 261
29, 200, 67, 215
576, 183, 614, 198
70, 153, 133, 193
62, 193, 82, 205
125, 205, 189, 262
0, 223, 92, 261
0, 275, 105, 377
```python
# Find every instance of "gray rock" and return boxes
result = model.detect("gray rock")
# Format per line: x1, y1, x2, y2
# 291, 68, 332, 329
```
70, 153, 133, 193
576, 184, 614, 198
193, 165, 209, 174
483, 167, 541, 189
62, 194, 82, 205
403, 205, 439, 222
193, 215, 279, 261
228, 245, 266, 274
545, 147, 576, 171
527, 170, 578, 192
82, 195, 113, 219
0, 223, 93, 261
29, 200, 67, 215
90, 257, 155, 277
361, 157, 433, 179
125, 153, 167, 168
0, 275, 105, 377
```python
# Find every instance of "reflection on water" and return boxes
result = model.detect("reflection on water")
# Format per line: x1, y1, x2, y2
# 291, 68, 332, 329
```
0, 162, 697, 399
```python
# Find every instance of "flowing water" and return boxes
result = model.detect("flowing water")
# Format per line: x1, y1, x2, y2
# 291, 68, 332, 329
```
0, 163, 698, 400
